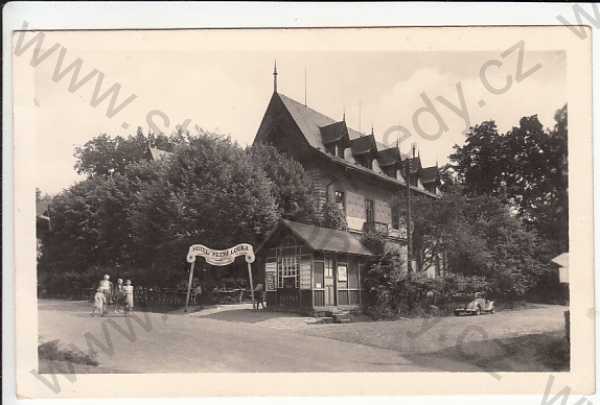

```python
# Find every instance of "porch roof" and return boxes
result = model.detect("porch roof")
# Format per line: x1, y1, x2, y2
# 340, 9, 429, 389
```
259, 219, 374, 257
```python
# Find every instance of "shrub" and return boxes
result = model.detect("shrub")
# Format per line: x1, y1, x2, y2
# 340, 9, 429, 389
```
318, 201, 347, 230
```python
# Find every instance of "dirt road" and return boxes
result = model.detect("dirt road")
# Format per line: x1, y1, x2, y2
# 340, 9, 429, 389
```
38, 300, 567, 373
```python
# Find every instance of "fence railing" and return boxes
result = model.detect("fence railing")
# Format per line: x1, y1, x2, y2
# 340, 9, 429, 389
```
40, 287, 252, 307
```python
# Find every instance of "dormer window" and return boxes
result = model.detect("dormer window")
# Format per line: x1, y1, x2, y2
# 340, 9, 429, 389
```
355, 155, 372, 169
320, 121, 350, 158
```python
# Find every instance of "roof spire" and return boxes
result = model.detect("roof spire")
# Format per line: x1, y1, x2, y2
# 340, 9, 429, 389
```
370, 124, 374, 136
342, 108, 346, 122
273, 60, 278, 93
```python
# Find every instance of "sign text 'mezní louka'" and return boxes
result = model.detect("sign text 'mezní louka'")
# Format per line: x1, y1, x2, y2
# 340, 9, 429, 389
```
186, 243, 255, 266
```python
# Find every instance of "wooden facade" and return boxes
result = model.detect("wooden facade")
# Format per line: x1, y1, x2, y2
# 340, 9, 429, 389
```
252, 72, 444, 300
256, 220, 372, 312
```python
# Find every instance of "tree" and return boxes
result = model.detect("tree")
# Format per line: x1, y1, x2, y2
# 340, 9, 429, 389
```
41, 131, 296, 288
126, 134, 280, 281
448, 105, 568, 253
74, 127, 180, 177
410, 188, 552, 296
247, 144, 317, 223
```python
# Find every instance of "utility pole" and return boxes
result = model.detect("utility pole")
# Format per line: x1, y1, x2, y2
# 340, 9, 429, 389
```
406, 144, 415, 273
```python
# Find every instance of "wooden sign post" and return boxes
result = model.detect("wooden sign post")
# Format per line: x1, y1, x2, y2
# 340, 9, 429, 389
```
184, 259, 196, 313
185, 243, 256, 313
247, 262, 255, 308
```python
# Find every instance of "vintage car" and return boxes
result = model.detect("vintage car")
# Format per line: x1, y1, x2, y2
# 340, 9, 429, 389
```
454, 294, 495, 316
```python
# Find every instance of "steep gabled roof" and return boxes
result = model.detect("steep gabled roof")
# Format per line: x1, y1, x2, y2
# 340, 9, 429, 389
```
278, 93, 385, 150
377, 147, 402, 167
265, 92, 438, 198
350, 135, 377, 156
421, 166, 440, 184
320, 121, 350, 145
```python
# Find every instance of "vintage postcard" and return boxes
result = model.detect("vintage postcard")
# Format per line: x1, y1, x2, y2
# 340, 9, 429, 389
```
7, 16, 595, 400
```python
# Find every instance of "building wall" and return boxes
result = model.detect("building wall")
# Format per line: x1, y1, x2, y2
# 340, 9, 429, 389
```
305, 158, 408, 236
255, 95, 441, 278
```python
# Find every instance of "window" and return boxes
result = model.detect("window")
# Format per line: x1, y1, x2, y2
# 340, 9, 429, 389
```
383, 167, 395, 177
337, 264, 348, 282
335, 191, 345, 214
277, 246, 299, 289
325, 256, 334, 277
356, 156, 371, 169
348, 263, 359, 288
313, 261, 324, 288
337, 146, 345, 159
299, 256, 312, 289
392, 206, 400, 230
265, 259, 277, 291
365, 198, 375, 225
325, 143, 335, 155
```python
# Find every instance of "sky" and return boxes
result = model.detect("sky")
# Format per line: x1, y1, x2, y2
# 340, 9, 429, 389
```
24, 30, 566, 194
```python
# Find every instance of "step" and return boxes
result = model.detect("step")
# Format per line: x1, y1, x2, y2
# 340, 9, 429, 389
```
306, 317, 335, 325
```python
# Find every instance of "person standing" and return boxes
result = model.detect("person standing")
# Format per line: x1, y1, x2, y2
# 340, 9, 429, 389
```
254, 282, 265, 310
114, 278, 125, 313
124, 280, 134, 314
98, 274, 113, 307
91, 287, 106, 316
192, 283, 203, 305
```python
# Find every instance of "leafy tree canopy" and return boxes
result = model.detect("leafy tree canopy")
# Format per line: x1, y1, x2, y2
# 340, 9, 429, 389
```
447, 104, 568, 253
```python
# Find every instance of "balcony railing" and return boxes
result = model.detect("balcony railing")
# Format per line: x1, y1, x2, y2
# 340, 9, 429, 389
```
363, 221, 389, 235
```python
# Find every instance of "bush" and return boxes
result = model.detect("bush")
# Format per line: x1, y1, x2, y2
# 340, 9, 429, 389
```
362, 252, 498, 319
361, 230, 387, 256
318, 202, 347, 230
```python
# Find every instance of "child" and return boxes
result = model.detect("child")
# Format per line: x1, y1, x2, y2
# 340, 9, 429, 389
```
124, 280, 134, 314
91, 287, 106, 316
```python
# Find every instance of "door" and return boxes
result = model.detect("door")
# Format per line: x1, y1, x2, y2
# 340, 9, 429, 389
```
324, 256, 335, 306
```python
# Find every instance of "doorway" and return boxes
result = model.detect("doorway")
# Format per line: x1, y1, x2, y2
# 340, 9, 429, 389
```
324, 255, 335, 306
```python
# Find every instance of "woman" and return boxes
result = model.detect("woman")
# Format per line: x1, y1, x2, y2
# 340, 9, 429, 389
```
123, 280, 134, 314
114, 278, 125, 313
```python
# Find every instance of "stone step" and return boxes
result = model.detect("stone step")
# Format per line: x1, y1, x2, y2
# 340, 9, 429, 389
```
306, 317, 335, 325
331, 311, 352, 323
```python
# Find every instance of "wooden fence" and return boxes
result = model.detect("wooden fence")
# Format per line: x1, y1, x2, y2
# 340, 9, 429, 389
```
45, 287, 251, 307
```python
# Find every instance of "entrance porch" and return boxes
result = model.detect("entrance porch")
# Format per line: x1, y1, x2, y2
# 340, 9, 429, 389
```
256, 219, 373, 313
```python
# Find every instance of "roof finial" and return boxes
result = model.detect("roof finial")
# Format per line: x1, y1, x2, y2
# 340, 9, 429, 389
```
273, 60, 278, 93
370, 124, 374, 136
342, 108, 346, 122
